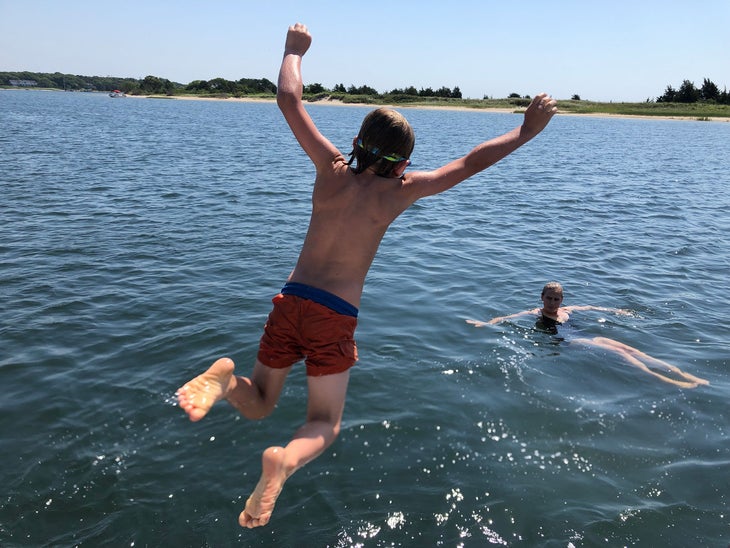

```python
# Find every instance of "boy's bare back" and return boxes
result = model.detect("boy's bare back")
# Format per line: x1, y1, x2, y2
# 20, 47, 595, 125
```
290, 160, 416, 307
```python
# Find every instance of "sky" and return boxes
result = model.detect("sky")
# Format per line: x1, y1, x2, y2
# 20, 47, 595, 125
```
1, 0, 728, 102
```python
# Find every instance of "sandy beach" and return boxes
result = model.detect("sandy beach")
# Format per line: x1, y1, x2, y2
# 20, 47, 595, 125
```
130, 93, 729, 122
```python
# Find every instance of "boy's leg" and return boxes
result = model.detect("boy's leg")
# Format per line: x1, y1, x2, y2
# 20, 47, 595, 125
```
226, 359, 293, 419
177, 358, 292, 422
239, 370, 350, 528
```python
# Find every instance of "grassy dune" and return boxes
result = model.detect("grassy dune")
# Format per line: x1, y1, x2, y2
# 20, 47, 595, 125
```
314, 93, 730, 119
68, 86, 730, 120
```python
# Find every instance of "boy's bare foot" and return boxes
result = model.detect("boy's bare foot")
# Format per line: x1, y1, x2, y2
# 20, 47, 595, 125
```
239, 446, 290, 528
176, 357, 235, 422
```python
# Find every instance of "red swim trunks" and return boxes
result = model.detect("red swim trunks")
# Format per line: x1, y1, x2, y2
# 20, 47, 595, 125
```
257, 288, 359, 377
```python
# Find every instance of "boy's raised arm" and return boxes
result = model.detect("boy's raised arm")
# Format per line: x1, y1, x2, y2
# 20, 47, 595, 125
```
404, 94, 557, 199
277, 23, 340, 169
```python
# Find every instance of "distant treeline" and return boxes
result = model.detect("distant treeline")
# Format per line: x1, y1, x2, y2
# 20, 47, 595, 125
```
657, 78, 729, 104
2, 71, 727, 105
0, 71, 273, 96
1, 71, 148, 92
0, 71, 463, 99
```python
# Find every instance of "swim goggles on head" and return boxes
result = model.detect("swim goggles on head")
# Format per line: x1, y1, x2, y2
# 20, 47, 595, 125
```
356, 138, 408, 163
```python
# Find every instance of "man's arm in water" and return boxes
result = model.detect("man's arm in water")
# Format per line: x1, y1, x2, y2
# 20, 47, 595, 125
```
564, 305, 632, 315
467, 308, 540, 327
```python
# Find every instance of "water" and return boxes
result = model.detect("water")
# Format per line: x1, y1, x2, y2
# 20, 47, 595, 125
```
1, 90, 729, 547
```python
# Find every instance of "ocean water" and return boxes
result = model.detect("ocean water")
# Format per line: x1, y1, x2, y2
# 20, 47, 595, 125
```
1, 90, 729, 547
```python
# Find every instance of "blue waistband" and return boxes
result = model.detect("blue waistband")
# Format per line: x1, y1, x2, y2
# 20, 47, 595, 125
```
281, 282, 359, 318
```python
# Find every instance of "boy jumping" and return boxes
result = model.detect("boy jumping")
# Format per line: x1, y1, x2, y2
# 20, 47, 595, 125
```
177, 22, 557, 528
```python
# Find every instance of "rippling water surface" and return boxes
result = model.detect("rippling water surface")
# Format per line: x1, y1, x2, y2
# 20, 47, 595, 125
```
1, 90, 729, 546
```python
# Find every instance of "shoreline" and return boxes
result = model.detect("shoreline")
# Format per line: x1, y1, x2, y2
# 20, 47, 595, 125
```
132, 94, 730, 122
6, 88, 721, 122
4, 87, 728, 121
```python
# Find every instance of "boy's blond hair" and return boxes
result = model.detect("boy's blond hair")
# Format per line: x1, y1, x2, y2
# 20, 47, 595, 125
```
347, 108, 415, 177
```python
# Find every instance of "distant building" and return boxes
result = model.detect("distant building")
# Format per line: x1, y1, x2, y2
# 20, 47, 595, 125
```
9, 79, 37, 87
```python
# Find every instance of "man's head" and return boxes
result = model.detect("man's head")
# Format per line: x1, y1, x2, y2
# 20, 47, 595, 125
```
541, 281, 564, 313
541, 281, 563, 298
348, 108, 415, 177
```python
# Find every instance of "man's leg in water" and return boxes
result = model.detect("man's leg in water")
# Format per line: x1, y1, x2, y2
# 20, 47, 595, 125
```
239, 369, 350, 528
573, 337, 708, 388
177, 358, 292, 422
